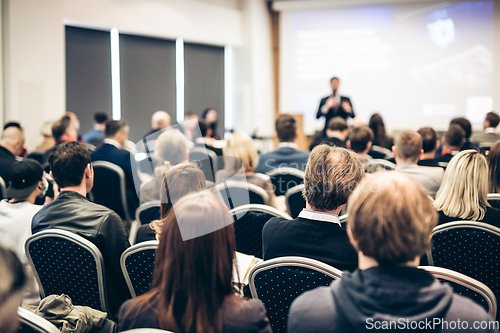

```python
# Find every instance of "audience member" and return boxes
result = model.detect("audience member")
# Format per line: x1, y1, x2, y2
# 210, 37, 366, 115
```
182, 111, 199, 141
262, 145, 362, 271
43, 116, 78, 163
0, 245, 26, 333
3, 122, 22, 130
417, 127, 439, 167
82, 112, 109, 147
393, 130, 443, 197
201, 108, 219, 140
436, 124, 465, 165
144, 111, 171, 140
0, 126, 25, 184
348, 125, 373, 163
195, 119, 223, 157
0, 160, 47, 304
288, 172, 497, 333
34, 121, 55, 154
140, 129, 189, 203
216, 133, 278, 208
309, 117, 349, 151
118, 191, 272, 333
434, 150, 500, 227
91, 119, 140, 217
487, 140, 500, 194
450, 117, 479, 151
256, 114, 310, 173
368, 113, 393, 149
471, 111, 500, 145
136, 163, 207, 243
32, 142, 131, 318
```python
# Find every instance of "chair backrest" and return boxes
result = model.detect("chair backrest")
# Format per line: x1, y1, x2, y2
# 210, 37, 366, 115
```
285, 184, 305, 219
427, 221, 500, 319
189, 147, 218, 182
18, 307, 59, 333
121, 329, 174, 333
0, 176, 6, 200
230, 205, 291, 258
91, 161, 131, 222
266, 167, 305, 196
25, 229, 109, 312
136, 200, 161, 225
363, 159, 396, 173
487, 193, 500, 210
249, 256, 343, 333
215, 181, 270, 210
420, 266, 497, 318
369, 145, 394, 160
438, 161, 449, 169
121, 240, 159, 298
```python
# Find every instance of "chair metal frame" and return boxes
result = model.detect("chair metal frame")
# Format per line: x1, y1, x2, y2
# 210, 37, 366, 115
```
135, 200, 161, 224
487, 193, 500, 202
420, 266, 497, 318
120, 240, 159, 298
266, 167, 305, 196
284, 184, 305, 218
18, 307, 60, 333
25, 229, 110, 313
91, 160, 132, 223
369, 145, 394, 159
189, 146, 218, 172
248, 256, 343, 299
230, 204, 292, 221
120, 329, 174, 333
438, 162, 449, 168
364, 158, 396, 170
0, 176, 6, 200
214, 180, 270, 207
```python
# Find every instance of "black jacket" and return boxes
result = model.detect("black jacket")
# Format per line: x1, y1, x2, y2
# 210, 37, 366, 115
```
316, 95, 354, 134
32, 191, 131, 318
0, 145, 17, 184
289, 266, 497, 333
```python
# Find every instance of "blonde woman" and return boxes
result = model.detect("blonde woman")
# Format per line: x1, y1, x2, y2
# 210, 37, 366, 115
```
216, 133, 277, 208
434, 150, 500, 226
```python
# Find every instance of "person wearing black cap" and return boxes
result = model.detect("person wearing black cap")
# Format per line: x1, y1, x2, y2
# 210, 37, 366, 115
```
0, 159, 47, 304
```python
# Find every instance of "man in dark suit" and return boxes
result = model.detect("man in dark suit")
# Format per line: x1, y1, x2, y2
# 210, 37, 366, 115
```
316, 77, 355, 135
91, 120, 140, 217
309, 117, 349, 151
255, 114, 310, 174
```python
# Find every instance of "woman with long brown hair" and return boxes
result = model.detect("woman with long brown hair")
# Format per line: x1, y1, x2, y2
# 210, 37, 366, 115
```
118, 191, 272, 333
368, 113, 393, 149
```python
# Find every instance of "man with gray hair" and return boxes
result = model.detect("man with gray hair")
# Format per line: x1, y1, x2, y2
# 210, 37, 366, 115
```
262, 144, 364, 271
143, 111, 171, 140
0, 126, 25, 184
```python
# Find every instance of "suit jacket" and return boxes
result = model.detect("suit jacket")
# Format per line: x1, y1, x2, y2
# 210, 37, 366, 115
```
316, 94, 354, 133
395, 163, 444, 197
91, 143, 140, 217
309, 136, 346, 151
470, 131, 500, 145
255, 147, 310, 174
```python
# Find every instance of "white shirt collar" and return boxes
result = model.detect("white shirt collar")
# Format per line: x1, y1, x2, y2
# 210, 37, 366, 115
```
485, 127, 496, 133
298, 209, 341, 226
104, 138, 122, 149
278, 142, 299, 150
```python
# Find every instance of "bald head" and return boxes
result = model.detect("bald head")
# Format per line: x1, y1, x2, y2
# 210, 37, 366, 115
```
0, 127, 25, 156
152, 111, 171, 130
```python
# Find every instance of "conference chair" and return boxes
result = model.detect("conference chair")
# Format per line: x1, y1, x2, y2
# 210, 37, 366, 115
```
91, 161, 132, 225
438, 162, 449, 169
249, 256, 343, 333
479, 142, 494, 156
0, 176, 6, 200
230, 204, 292, 258
215, 181, 270, 210
128, 200, 161, 245
421, 266, 497, 318
25, 229, 110, 313
363, 159, 396, 173
369, 145, 394, 160
427, 221, 500, 319
121, 240, 159, 298
285, 184, 305, 218
266, 167, 305, 196
487, 193, 500, 210
189, 146, 218, 182
18, 307, 59, 333
121, 329, 174, 333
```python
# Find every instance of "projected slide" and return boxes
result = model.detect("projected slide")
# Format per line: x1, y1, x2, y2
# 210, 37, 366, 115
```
281, 1, 494, 132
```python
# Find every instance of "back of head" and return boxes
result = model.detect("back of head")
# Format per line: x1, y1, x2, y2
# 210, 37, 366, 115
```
395, 130, 422, 161
327, 117, 348, 132
347, 173, 437, 265
349, 126, 374, 153
450, 117, 472, 139
105, 119, 127, 138
417, 127, 437, 153
155, 129, 188, 165
485, 111, 500, 129
223, 133, 258, 173
444, 124, 465, 148
198, 119, 209, 138
40, 121, 54, 138
151, 191, 235, 333
275, 114, 297, 143
3, 122, 21, 131
368, 113, 386, 140
94, 112, 109, 124
0, 126, 24, 147
49, 141, 91, 188
488, 140, 500, 193
51, 116, 71, 141
152, 111, 171, 130
434, 150, 489, 221
0, 245, 25, 333
304, 145, 364, 211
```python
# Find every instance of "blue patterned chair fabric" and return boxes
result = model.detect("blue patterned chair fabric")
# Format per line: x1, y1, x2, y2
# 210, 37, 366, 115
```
138, 206, 161, 225
286, 190, 306, 219
234, 211, 275, 258
269, 174, 303, 197
124, 248, 156, 297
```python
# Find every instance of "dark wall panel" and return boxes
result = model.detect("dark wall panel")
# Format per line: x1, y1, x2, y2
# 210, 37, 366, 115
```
66, 26, 112, 136
119, 34, 176, 142
184, 43, 225, 138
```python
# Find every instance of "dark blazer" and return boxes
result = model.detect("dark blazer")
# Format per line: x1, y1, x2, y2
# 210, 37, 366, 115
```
316, 95, 354, 133
32, 191, 131, 318
0, 146, 17, 184
438, 208, 500, 228
255, 147, 310, 174
309, 136, 346, 151
262, 215, 358, 272
91, 143, 140, 217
